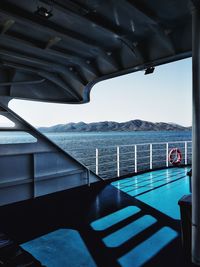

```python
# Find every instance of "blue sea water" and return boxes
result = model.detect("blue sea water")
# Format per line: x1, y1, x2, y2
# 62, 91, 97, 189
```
0, 130, 191, 147
0, 131, 192, 178
45, 131, 192, 150
45, 131, 192, 177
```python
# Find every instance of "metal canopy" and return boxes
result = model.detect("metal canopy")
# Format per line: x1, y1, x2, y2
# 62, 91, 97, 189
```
0, 0, 192, 104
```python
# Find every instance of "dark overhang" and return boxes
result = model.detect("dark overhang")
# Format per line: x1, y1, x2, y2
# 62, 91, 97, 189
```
0, 0, 192, 104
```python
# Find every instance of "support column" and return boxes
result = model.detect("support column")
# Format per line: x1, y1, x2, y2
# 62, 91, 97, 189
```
192, 2, 200, 264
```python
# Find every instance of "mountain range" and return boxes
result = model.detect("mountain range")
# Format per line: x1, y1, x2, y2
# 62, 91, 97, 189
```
39, 120, 191, 132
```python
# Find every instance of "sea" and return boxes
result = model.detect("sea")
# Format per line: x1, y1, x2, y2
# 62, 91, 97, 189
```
45, 131, 192, 150
0, 130, 192, 179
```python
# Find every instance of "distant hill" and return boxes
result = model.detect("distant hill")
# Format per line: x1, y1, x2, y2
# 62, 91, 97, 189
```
39, 120, 191, 133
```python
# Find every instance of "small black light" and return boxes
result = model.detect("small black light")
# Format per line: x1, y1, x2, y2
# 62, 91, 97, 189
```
35, 6, 53, 19
144, 67, 155, 75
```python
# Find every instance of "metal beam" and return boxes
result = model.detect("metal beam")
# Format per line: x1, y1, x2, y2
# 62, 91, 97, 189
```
41, 0, 125, 39
126, 0, 175, 53
37, 71, 82, 101
0, 48, 60, 70
46, 47, 100, 77
192, 2, 200, 265
0, 33, 99, 77
118, 38, 144, 62
0, 46, 87, 86
53, 0, 174, 61
41, 0, 89, 16
0, 1, 118, 70
40, 0, 135, 68
0, 79, 45, 86
126, 0, 159, 25
0, 2, 96, 50
41, 0, 124, 68
0, 60, 82, 101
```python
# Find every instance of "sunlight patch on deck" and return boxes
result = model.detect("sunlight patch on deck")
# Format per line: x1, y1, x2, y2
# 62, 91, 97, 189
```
21, 229, 97, 267
103, 215, 157, 247
111, 167, 190, 219
90, 206, 140, 231
118, 227, 178, 267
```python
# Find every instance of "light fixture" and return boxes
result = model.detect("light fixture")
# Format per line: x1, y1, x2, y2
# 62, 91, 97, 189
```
35, 0, 53, 19
144, 67, 155, 75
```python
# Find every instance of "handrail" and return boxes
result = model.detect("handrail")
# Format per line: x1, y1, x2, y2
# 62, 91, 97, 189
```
65, 140, 192, 179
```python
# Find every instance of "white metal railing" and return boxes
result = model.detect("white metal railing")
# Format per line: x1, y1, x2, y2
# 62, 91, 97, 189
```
135, 144, 137, 173
96, 148, 98, 175
66, 140, 192, 179
117, 146, 120, 177
166, 143, 169, 167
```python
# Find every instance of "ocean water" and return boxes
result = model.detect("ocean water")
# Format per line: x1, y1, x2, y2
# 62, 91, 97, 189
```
45, 131, 192, 178
0, 131, 192, 179
45, 131, 192, 150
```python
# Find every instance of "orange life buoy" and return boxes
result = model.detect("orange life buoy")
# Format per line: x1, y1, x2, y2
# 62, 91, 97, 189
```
169, 148, 182, 165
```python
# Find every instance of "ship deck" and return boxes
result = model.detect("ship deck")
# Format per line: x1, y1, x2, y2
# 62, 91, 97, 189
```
0, 167, 195, 267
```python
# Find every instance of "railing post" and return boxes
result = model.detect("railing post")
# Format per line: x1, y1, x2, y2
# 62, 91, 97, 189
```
166, 143, 169, 167
134, 145, 137, 173
117, 146, 120, 177
150, 144, 153, 170
185, 141, 187, 165
96, 148, 99, 175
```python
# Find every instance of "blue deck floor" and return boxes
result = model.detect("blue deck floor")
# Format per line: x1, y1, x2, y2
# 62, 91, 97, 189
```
10, 167, 192, 267
111, 167, 190, 219
90, 167, 191, 267
22, 229, 97, 267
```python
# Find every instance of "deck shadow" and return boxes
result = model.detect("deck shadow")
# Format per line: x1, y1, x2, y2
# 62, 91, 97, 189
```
0, 170, 194, 267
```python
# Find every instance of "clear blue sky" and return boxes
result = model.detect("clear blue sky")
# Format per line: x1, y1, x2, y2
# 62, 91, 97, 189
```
7, 58, 192, 127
